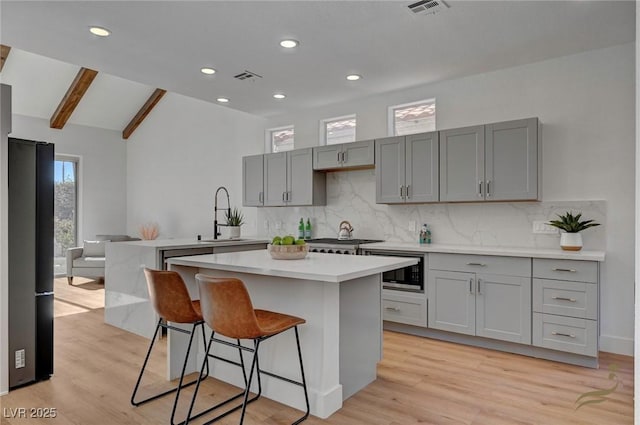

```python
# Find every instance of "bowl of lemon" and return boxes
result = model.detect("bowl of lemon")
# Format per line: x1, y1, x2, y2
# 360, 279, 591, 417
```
268, 236, 309, 260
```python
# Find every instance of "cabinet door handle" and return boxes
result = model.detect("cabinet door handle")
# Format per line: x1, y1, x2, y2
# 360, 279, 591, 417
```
552, 268, 577, 273
477, 278, 481, 295
551, 296, 577, 302
337, 152, 341, 163
287, 191, 291, 202
552, 331, 576, 338
469, 278, 474, 294
282, 192, 286, 201
466, 262, 486, 266
478, 180, 483, 198
385, 307, 401, 312
400, 185, 405, 198
486, 180, 491, 197
259, 192, 263, 203
342, 151, 347, 163
406, 185, 411, 199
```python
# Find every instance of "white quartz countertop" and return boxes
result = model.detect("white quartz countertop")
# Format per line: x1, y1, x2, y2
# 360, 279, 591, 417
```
360, 242, 605, 262
113, 237, 269, 250
167, 250, 418, 283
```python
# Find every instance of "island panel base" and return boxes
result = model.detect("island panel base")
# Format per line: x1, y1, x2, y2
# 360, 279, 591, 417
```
169, 265, 382, 419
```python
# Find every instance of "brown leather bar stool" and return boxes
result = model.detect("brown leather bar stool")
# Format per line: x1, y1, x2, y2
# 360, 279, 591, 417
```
185, 275, 310, 425
131, 268, 210, 425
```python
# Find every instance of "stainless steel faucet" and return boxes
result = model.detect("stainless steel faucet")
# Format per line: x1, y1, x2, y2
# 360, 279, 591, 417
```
214, 186, 231, 240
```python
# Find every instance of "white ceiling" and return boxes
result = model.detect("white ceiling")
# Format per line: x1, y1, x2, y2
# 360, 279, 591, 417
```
0, 1, 636, 127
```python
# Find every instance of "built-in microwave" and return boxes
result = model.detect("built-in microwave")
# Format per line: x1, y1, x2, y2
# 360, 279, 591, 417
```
364, 251, 425, 293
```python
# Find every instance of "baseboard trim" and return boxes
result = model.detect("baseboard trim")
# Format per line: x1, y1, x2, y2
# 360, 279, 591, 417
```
600, 334, 634, 356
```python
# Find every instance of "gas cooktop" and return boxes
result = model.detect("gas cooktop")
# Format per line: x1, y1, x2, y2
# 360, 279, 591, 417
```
306, 238, 382, 245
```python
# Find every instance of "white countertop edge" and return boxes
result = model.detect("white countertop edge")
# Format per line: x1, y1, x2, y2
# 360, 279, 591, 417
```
167, 252, 418, 283
113, 238, 269, 249
360, 242, 605, 262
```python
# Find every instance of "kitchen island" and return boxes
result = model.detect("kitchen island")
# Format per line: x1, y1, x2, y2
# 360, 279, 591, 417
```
167, 250, 417, 419
104, 238, 268, 337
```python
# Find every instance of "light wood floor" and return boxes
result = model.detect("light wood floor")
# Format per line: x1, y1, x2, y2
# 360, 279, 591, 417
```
53, 277, 104, 318
0, 308, 633, 425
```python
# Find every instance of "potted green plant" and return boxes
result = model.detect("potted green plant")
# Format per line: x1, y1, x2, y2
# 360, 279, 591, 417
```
225, 207, 245, 239
548, 211, 600, 251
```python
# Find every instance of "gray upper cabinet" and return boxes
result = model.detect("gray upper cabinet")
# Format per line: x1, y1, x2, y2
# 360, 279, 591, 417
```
242, 154, 264, 207
485, 118, 538, 201
263, 148, 326, 207
439, 125, 485, 202
440, 118, 539, 202
313, 140, 374, 170
376, 132, 439, 204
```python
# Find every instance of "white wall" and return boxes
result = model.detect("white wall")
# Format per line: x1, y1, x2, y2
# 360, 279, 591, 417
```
264, 43, 636, 355
125, 92, 266, 239
9, 115, 127, 242
0, 84, 13, 395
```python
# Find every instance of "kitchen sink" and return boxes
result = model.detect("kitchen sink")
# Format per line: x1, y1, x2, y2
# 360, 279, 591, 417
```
198, 238, 248, 243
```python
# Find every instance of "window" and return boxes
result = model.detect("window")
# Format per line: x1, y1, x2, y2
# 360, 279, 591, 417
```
267, 125, 294, 153
321, 115, 356, 145
54, 155, 79, 277
389, 98, 436, 136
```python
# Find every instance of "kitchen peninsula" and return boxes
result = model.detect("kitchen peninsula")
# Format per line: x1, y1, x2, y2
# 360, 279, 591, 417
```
104, 238, 268, 337
166, 250, 418, 419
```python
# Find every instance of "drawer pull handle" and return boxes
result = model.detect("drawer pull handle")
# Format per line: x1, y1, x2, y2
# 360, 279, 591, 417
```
467, 262, 486, 266
552, 296, 577, 302
385, 307, 401, 312
552, 331, 576, 338
552, 268, 577, 273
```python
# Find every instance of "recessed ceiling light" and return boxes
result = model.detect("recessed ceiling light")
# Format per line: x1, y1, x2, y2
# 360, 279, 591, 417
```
273, 93, 286, 99
346, 74, 362, 81
201, 67, 216, 75
217, 97, 230, 103
89, 26, 110, 37
280, 39, 299, 49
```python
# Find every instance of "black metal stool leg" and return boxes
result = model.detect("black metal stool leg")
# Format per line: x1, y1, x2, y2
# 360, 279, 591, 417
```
184, 332, 215, 425
292, 326, 310, 425
238, 339, 261, 425
169, 322, 200, 425
131, 320, 209, 410
131, 318, 163, 405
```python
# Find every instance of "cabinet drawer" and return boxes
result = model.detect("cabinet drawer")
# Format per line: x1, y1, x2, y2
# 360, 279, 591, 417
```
382, 291, 427, 327
533, 279, 597, 320
429, 253, 531, 277
532, 313, 597, 357
533, 259, 597, 283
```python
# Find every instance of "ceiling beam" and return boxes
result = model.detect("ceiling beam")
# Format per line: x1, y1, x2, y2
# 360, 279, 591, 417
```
122, 88, 166, 140
50, 67, 98, 129
0, 45, 11, 72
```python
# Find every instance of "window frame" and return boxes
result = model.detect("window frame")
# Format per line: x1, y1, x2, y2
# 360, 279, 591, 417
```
387, 98, 436, 136
265, 125, 295, 153
319, 114, 357, 146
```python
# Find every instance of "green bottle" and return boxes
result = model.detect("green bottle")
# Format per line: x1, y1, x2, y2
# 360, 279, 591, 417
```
298, 218, 305, 239
305, 218, 312, 240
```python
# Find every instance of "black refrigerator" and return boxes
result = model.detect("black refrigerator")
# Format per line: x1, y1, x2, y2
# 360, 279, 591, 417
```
8, 137, 54, 388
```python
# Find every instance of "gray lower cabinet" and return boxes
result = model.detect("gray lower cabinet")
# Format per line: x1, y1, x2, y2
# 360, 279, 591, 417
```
242, 154, 264, 206
375, 131, 439, 204
440, 118, 539, 202
428, 253, 532, 344
262, 148, 326, 207
313, 140, 374, 170
532, 259, 599, 357
382, 289, 427, 327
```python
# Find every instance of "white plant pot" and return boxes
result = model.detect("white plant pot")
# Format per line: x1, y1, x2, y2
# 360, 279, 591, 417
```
228, 226, 241, 239
560, 232, 582, 251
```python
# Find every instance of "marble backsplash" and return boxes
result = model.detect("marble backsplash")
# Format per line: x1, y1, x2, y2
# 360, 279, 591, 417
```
257, 169, 606, 251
